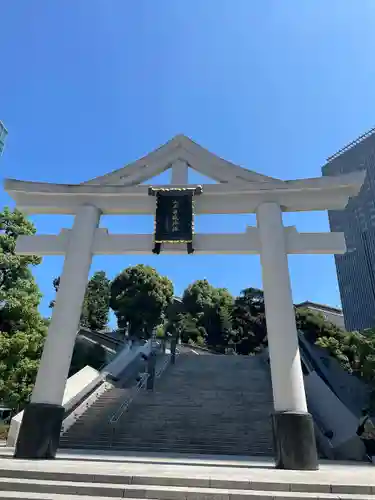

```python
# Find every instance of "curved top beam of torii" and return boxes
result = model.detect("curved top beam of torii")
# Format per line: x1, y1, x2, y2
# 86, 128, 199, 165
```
81, 134, 283, 186
4, 134, 366, 215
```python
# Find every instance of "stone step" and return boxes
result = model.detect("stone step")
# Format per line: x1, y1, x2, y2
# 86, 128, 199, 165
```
64, 428, 255, 437
111, 421, 271, 429
90, 398, 270, 403
60, 437, 273, 445
59, 446, 273, 456
60, 440, 274, 453
120, 408, 271, 414
0, 495, 146, 500
61, 431, 273, 439
0, 474, 372, 499
62, 425, 272, 436
61, 435, 273, 442
63, 430, 272, 438
70, 419, 270, 428
128, 400, 271, 404
60, 441, 273, 449
60, 439, 272, 446
0, 489, 373, 500
59, 447, 272, 456
76, 403, 270, 410
60, 442, 273, 449
69, 418, 271, 426
58, 442, 273, 453
0, 466, 359, 493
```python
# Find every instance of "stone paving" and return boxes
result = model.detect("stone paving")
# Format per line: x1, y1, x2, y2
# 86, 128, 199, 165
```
0, 448, 373, 492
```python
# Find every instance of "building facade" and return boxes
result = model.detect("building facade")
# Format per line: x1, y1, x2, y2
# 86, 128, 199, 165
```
295, 301, 345, 329
322, 128, 375, 331
0, 120, 7, 155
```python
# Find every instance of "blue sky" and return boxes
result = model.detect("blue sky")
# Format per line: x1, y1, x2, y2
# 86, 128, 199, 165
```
1, 1, 375, 322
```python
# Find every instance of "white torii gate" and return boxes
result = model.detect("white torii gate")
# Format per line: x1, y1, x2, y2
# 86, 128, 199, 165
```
5, 134, 364, 469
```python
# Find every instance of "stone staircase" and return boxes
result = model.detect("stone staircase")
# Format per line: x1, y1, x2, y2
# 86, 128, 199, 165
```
60, 386, 132, 448
60, 352, 275, 456
59, 352, 165, 449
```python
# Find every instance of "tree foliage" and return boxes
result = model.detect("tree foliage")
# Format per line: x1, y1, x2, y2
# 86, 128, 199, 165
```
0, 208, 43, 334
315, 326, 375, 382
50, 271, 110, 331
48, 277, 60, 309
0, 208, 47, 410
81, 271, 110, 331
182, 280, 234, 351
231, 288, 267, 354
295, 307, 372, 377
110, 264, 174, 339
180, 285, 268, 354
295, 308, 338, 344
179, 281, 375, 392
178, 313, 207, 345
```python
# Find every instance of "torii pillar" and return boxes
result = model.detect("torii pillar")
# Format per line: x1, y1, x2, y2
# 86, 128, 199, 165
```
257, 202, 317, 469
14, 205, 101, 459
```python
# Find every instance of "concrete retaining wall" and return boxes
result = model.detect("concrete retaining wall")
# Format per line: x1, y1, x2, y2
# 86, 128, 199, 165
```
7, 365, 100, 447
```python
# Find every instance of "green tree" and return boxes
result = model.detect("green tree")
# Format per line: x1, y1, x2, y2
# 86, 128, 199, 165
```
110, 264, 174, 339
0, 207, 47, 410
203, 302, 234, 351
48, 277, 60, 309
295, 308, 332, 344
295, 307, 354, 370
164, 298, 185, 340
296, 308, 375, 409
177, 313, 206, 345
315, 327, 375, 378
81, 271, 110, 331
182, 280, 214, 319
232, 288, 267, 354
50, 271, 110, 331
182, 280, 234, 350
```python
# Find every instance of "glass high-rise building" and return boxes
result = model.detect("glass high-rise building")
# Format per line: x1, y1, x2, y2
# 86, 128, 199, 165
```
322, 127, 375, 332
0, 121, 7, 155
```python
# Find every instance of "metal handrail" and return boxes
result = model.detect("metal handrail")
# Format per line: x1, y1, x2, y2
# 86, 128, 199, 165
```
156, 353, 171, 378
108, 349, 173, 426
109, 372, 149, 424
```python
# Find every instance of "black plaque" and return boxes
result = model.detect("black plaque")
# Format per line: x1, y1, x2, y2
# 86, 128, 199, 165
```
155, 193, 193, 243
149, 186, 202, 254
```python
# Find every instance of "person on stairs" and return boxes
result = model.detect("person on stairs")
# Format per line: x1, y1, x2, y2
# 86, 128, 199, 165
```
357, 408, 375, 463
